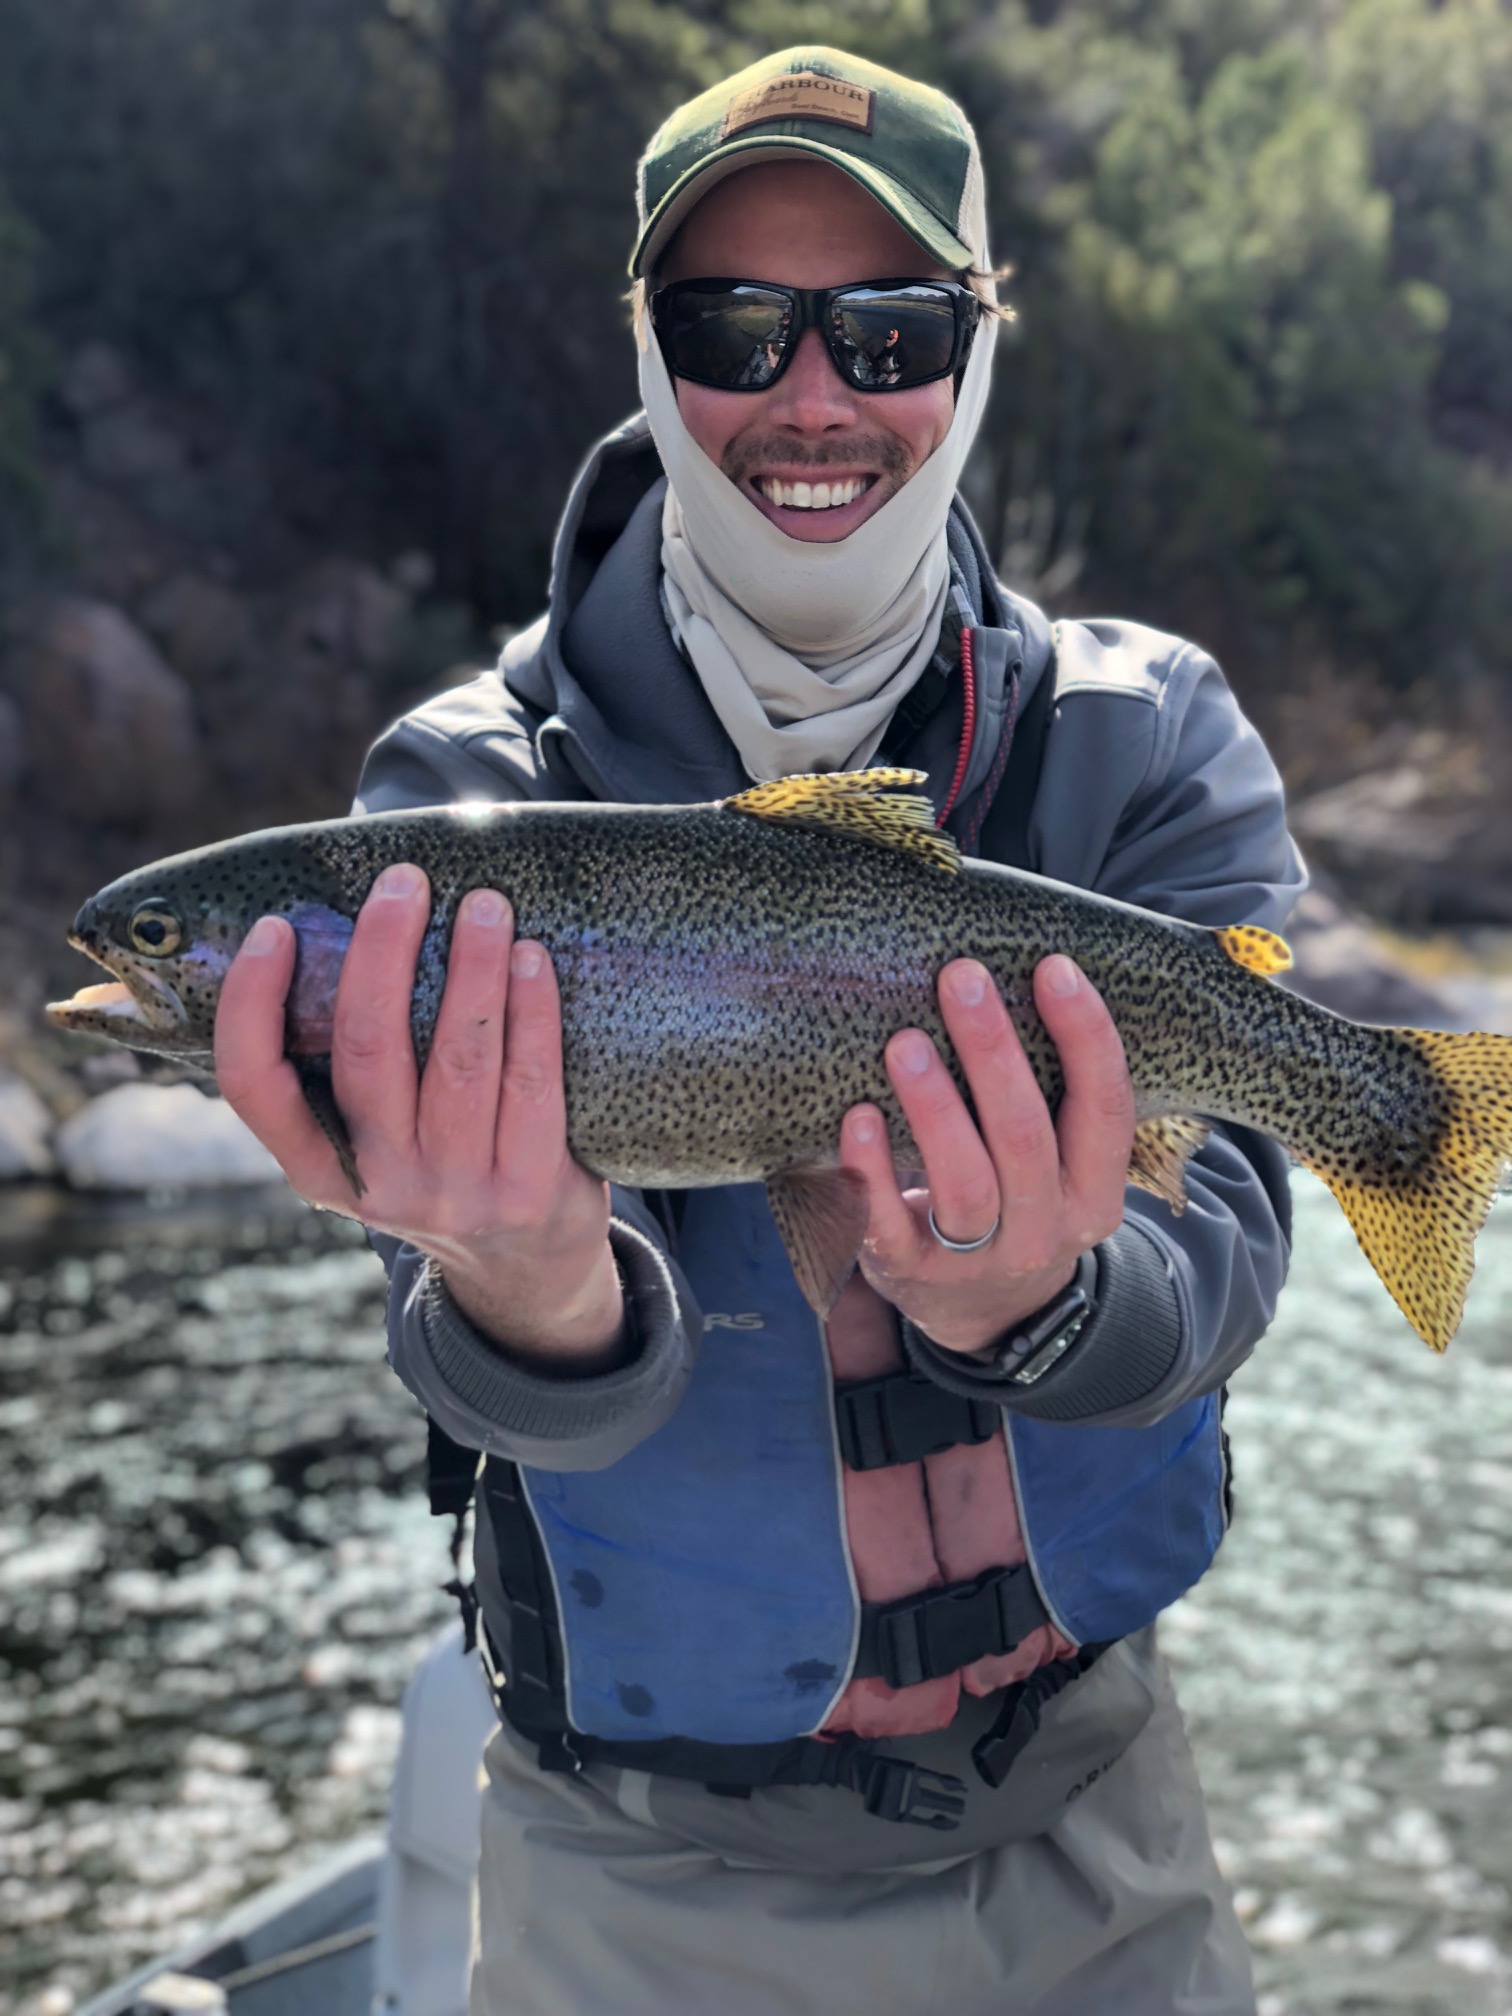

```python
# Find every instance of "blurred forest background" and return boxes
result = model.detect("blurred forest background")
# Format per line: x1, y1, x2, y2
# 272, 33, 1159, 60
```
2, 0, 1512, 1029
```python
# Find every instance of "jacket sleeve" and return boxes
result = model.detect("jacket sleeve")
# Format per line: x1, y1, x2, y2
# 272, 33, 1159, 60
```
352, 675, 703, 1471
905, 644, 1306, 1426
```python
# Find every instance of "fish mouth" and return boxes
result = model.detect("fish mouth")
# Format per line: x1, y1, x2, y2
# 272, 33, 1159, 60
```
46, 935, 189, 1039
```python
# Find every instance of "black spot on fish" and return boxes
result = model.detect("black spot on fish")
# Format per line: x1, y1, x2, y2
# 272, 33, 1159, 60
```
616, 1682, 654, 1718
570, 1570, 604, 1608
785, 1660, 837, 1696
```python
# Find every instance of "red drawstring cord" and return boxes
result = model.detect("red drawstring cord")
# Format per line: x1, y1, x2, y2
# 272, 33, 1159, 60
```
936, 624, 976, 828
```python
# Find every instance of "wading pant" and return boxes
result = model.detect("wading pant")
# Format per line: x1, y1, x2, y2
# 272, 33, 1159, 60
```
468, 1638, 1255, 2016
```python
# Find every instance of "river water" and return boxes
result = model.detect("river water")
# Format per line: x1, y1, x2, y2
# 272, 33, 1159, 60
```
1, 1174, 1509, 2016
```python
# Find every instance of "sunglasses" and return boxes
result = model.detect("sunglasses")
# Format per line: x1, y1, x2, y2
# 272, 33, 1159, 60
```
649, 277, 983, 394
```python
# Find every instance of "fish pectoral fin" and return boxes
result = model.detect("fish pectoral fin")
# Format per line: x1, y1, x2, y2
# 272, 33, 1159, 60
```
1127, 1116, 1212, 1214
1213, 923, 1293, 975
726, 769, 961, 874
293, 1058, 365, 1199
767, 1166, 871, 1315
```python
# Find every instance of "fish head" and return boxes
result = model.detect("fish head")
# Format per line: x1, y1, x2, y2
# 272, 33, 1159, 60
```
46, 863, 252, 1061
45, 824, 361, 1063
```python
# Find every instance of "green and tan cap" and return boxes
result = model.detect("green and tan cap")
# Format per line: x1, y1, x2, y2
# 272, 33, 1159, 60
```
632, 47, 987, 279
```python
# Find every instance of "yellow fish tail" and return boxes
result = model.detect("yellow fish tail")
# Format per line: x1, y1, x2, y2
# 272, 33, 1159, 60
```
1302, 1028, 1512, 1352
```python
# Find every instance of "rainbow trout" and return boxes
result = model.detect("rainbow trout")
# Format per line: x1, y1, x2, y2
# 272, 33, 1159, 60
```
47, 769, 1512, 1351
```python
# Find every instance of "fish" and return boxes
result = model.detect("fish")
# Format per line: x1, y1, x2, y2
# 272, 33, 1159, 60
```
46, 767, 1512, 1351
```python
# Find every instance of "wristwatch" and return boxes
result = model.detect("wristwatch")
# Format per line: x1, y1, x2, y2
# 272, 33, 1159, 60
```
969, 1248, 1099, 1385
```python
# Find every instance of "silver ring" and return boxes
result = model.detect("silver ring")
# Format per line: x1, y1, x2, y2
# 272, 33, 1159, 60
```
928, 1206, 1001, 1254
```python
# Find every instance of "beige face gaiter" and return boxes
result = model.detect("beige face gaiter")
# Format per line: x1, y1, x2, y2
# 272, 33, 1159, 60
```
637, 304, 998, 782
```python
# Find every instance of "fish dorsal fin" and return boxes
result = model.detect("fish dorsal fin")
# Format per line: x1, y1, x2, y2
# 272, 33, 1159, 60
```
1213, 923, 1293, 975
726, 769, 961, 874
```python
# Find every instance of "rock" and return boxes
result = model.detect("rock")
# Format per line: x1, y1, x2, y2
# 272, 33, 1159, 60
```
137, 571, 254, 687
0, 693, 23, 802
58, 342, 136, 420
7, 599, 199, 825
1285, 888, 1474, 1029
54, 1083, 285, 1192
283, 559, 407, 676
0, 1071, 56, 1179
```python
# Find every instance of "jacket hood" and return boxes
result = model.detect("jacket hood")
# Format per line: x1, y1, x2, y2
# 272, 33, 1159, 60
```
501, 412, 1055, 815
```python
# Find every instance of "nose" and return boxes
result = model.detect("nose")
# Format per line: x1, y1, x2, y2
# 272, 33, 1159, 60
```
766, 326, 861, 434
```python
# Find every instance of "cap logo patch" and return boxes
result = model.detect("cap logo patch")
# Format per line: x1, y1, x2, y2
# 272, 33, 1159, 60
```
722, 71, 876, 139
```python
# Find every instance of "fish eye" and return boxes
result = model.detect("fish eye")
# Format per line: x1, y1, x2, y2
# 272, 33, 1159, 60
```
128, 903, 184, 958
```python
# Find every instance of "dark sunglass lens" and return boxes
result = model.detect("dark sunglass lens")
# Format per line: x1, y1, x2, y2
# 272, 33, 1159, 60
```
830, 287, 960, 390
664, 286, 792, 389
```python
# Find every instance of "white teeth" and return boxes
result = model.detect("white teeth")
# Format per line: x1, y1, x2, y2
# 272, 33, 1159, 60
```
759, 476, 869, 510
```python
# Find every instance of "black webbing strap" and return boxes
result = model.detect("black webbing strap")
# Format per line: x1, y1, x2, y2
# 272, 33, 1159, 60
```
971, 1642, 1111, 1789
522, 1711, 966, 1831
426, 1419, 482, 1650
834, 1370, 1001, 1471
478, 1461, 562, 1721
855, 1564, 1052, 1690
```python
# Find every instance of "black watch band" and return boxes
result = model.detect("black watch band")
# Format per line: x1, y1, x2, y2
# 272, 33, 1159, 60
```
970, 1247, 1099, 1385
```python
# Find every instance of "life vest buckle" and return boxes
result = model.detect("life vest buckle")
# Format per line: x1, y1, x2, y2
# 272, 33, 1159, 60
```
854, 1755, 967, 1830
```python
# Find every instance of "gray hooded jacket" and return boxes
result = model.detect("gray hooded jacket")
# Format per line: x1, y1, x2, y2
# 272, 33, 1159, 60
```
357, 416, 1306, 1476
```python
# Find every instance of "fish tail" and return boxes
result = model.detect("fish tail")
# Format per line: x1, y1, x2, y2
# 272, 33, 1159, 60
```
1301, 1027, 1512, 1352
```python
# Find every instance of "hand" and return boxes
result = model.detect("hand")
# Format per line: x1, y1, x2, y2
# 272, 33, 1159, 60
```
215, 864, 623, 1369
839, 955, 1136, 1355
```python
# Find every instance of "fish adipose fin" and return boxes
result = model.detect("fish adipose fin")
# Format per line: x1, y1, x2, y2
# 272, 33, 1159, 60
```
767, 1166, 871, 1314
293, 1058, 366, 1198
728, 770, 962, 874
1214, 924, 1294, 975
1304, 1028, 1512, 1353
1127, 1116, 1212, 1213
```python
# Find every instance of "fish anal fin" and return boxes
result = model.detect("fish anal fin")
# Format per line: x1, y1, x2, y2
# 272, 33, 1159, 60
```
1304, 1026, 1512, 1353
1127, 1115, 1211, 1213
767, 1166, 870, 1314
1214, 923, 1293, 975
293, 1057, 365, 1199
727, 769, 961, 874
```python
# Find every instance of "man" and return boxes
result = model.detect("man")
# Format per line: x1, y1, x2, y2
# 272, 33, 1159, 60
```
218, 46, 1302, 2015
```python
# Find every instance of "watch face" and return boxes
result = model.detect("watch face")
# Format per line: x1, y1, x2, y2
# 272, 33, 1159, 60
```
1007, 1293, 1090, 1384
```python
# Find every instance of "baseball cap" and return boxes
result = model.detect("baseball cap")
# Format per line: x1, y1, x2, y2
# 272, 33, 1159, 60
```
631, 47, 987, 279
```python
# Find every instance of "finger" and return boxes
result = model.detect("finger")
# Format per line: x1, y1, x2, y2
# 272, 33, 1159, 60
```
938, 959, 1060, 1225
495, 940, 573, 1208
215, 916, 350, 1200
330, 862, 430, 1156
884, 1023, 1001, 1247
416, 889, 513, 1175
838, 1102, 923, 1271
1034, 955, 1136, 1240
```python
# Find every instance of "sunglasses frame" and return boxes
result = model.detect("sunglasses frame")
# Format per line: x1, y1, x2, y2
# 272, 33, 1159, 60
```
648, 276, 983, 394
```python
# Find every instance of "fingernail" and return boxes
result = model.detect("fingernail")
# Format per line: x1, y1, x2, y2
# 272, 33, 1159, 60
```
467, 889, 507, 928
511, 941, 543, 980
1043, 955, 1080, 997
947, 962, 987, 1008
373, 863, 422, 900
244, 917, 281, 957
850, 1111, 879, 1145
894, 1031, 933, 1076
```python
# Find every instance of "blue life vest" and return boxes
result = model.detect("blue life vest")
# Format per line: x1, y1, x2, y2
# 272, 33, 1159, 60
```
517, 1183, 1227, 1747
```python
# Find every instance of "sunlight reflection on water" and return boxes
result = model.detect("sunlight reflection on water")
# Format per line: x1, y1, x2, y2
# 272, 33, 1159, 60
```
0, 1174, 1508, 2014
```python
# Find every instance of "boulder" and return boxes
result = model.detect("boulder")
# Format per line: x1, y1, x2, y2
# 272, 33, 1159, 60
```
0, 1071, 56, 1179
54, 1083, 285, 1192
1285, 887, 1475, 1029
137, 571, 254, 688
7, 599, 199, 825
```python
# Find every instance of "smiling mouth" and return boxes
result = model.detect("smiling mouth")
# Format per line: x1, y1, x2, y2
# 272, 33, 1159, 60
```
754, 475, 876, 512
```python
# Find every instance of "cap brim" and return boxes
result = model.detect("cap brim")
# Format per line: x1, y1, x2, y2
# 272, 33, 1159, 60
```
631, 136, 974, 278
